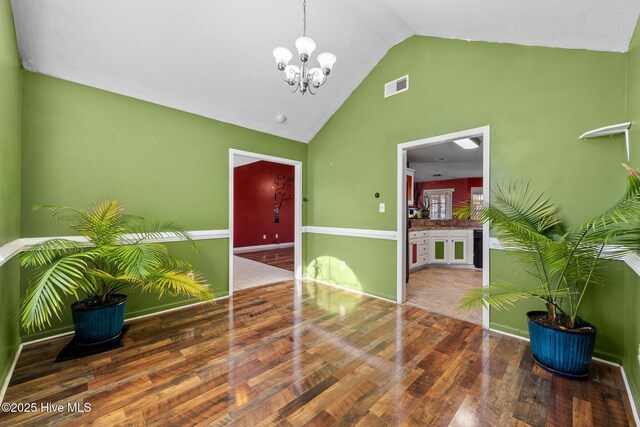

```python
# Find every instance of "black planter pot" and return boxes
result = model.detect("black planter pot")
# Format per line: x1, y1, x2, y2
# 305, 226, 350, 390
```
527, 311, 596, 380
71, 294, 127, 345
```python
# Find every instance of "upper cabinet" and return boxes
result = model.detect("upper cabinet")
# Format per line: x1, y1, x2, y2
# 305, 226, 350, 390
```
406, 168, 415, 206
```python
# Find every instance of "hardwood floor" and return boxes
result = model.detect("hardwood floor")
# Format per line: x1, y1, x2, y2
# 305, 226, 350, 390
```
0, 281, 635, 426
235, 247, 294, 271
407, 267, 483, 325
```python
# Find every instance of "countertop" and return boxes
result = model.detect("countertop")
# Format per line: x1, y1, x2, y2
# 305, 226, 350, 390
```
408, 219, 482, 231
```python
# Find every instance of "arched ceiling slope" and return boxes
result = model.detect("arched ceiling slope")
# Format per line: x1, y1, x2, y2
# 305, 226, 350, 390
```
11, 0, 640, 143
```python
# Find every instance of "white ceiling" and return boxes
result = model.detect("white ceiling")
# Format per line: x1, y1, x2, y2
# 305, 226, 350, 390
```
408, 140, 482, 182
233, 155, 260, 168
11, 0, 640, 143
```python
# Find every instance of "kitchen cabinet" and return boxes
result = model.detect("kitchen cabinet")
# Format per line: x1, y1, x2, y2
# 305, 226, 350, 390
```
406, 168, 415, 206
409, 230, 428, 270
427, 229, 472, 265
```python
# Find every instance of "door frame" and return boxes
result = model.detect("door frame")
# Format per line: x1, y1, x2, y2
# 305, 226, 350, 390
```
396, 126, 491, 329
228, 149, 303, 296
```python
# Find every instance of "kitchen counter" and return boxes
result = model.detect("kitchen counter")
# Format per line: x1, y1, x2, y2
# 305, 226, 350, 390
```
409, 219, 481, 231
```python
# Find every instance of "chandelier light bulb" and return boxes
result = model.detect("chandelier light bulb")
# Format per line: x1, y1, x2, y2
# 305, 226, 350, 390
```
308, 68, 324, 87
284, 65, 300, 85
273, 47, 293, 70
295, 37, 316, 61
317, 52, 336, 75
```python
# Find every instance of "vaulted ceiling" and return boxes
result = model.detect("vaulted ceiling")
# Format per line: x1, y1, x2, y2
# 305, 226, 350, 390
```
11, 0, 640, 143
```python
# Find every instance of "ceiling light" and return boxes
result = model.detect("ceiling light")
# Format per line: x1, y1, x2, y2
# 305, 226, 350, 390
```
276, 114, 287, 123
436, 157, 447, 162
272, 0, 336, 95
453, 138, 480, 149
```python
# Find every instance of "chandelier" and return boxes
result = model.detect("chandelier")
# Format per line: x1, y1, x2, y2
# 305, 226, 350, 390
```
272, 0, 336, 95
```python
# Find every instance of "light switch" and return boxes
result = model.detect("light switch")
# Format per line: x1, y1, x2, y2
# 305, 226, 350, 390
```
379, 203, 385, 213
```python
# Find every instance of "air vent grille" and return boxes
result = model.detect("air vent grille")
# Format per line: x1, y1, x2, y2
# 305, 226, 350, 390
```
384, 75, 409, 98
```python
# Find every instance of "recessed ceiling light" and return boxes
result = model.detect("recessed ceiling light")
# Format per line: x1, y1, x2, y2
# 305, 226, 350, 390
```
276, 114, 287, 123
453, 138, 479, 149
436, 157, 447, 162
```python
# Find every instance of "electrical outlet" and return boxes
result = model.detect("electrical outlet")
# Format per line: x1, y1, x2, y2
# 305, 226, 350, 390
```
263, 235, 267, 240
379, 203, 385, 213
340, 260, 346, 270
275, 234, 278, 239
637, 344, 640, 365
187, 271, 195, 280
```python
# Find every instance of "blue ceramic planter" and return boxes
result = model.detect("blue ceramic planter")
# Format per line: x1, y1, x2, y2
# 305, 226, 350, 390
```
527, 311, 596, 379
71, 295, 127, 345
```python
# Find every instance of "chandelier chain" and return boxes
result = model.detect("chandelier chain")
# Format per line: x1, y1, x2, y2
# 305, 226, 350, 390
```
303, 0, 307, 37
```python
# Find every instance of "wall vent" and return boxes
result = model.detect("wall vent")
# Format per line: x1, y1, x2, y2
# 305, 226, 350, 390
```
384, 75, 409, 98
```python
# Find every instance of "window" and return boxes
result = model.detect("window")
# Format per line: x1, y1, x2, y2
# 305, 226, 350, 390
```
424, 189, 453, 219
471, 187, 483, 221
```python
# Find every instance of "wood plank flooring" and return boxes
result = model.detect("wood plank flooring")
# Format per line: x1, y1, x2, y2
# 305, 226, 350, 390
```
407, 267, 483, 325
0, 281, 635, 426
235, 247, 294, 271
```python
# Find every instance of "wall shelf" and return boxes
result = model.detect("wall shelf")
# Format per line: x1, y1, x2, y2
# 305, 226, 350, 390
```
579, 122, 631, 161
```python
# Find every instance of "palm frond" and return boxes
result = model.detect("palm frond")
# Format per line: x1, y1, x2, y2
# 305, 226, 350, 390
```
142, 269, 212, 300
458, 284, 533, 312
121, 220, 194, 248
107, 243, 168, 279
579, 164, 640, 232
21, 253, 91, 332
20, 238, 89, 267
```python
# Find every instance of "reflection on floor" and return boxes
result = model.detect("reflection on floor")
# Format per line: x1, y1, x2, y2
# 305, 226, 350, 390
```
235, 246, 294, 271
407, 267, 482, 325
233, 255, 293, 291
2, 281, 634, 426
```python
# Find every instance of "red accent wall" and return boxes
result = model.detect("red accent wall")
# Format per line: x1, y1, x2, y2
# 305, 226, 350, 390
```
415, 177, 483, 207
234, 161, 294, 248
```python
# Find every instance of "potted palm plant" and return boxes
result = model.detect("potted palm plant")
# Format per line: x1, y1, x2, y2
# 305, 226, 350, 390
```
20, 200, 213, 345
455, 165, 640, 379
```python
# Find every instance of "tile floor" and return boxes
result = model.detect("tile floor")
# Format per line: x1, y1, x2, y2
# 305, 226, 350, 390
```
233, 255, 293, 291
406, 267, 483, 324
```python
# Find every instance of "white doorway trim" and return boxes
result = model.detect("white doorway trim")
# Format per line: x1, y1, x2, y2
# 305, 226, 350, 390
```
228, 149, 303, 297
396, 126, 491, 329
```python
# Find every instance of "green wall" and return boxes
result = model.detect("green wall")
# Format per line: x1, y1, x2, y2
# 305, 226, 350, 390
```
625, 16, 640, 415
19, 71, 307, 340
306, 36, 629, 359
0, 0, 21, 393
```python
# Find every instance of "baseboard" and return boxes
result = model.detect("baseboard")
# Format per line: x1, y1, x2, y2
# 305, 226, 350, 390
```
22, 295, 230, 346
0, 344, 23, 404
302, 276, 397, 304
621, 366, 640, 425
233, 242, 294, 253
492, 318, 640, 420
489, 325, 623, 365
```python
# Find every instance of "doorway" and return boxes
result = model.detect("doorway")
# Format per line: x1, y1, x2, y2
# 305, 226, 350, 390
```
396, 126, 490, 328
228, 149, 303, 296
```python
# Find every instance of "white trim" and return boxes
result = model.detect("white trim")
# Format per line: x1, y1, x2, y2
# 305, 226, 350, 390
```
0, 344, 23, 404
0, 230, 231, 269
302, 277, 396, 304
20, 295, 232, 347
233, 242, 294, 253
621, 366, 640, 426
302, 226, 397, 241
397, 125, 491, 329
624, 253, 640, 277
228, 149, 303, 300
490, 237, 503, 250
0, 240, 24, 267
